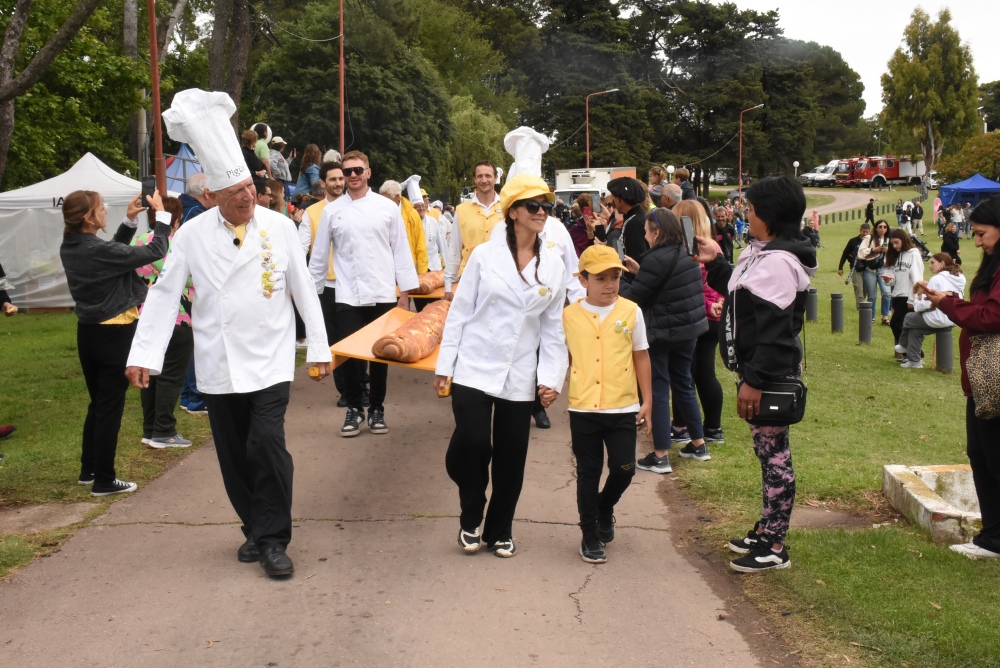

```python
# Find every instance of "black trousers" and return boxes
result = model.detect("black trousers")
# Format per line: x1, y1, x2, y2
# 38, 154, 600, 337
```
673, 320, 724, 430
140, 325, 194, 438
889, 296, 910, 344
336, 302, 393, 411
318, 288, 345, 395
77, 321, 136, 485
444, 383, 533, 545
204, 382, 293, 550
967, 397, 1000, 552
570, 411, 636, 538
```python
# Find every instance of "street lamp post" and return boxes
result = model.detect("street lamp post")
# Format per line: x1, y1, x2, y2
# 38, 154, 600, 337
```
586, 88, 619, 169
738, 103, 764, 205
793, 160, 800, 178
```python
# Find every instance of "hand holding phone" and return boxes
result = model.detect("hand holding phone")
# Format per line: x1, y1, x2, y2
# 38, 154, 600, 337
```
583, 206, 593, 218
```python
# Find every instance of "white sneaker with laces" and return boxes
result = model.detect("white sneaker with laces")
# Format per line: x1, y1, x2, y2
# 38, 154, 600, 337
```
894, 344, 906, 354
950, 542, 1000, 559
900, 360, 923, 369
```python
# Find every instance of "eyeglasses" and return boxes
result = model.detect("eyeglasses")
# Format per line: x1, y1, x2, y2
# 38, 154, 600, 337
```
343, 166, 366, 176
515, 200, 554, 215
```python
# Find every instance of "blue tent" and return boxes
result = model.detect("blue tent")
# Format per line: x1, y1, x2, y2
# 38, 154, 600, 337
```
165, 143, 202, 193
938, 173, 1000, 207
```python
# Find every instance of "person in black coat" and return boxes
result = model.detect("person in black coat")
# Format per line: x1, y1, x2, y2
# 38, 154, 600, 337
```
606, 177, 650, 278
620, 207, 709, 472
942, 221, 962, 265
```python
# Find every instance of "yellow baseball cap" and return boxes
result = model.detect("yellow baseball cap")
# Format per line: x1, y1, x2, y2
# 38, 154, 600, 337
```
499, 174, 555, 217
576, 244, 626, 276
420, 188, 428, 197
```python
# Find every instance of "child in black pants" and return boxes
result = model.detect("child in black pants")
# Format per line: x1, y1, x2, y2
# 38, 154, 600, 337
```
563, 246, 652, 563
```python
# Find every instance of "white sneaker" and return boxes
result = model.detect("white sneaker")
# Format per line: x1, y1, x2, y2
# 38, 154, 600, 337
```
894, 344, 906, 354
900, 360, 923, 369
950, 542, 1000, 559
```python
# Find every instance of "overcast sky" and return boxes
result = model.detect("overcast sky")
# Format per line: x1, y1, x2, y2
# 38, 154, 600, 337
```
719, 0, 997, 116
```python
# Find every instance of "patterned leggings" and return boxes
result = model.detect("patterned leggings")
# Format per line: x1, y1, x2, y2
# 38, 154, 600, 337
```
750, 424, 795, 544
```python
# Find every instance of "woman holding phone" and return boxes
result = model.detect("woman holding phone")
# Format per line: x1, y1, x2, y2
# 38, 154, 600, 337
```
60, 190, 170, 495
435, 174, 568, 558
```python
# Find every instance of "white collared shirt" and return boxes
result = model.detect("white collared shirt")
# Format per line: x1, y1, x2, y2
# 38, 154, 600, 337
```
423, 214, 446, 271
308, 188, 420, 305
127, 206, 331, 394
436, 239, 568, 401
489, 216, 586, 303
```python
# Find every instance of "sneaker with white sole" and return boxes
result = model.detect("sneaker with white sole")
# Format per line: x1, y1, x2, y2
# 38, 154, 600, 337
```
490, 539, 517, 558
340, 407, 364, 437
148, 434, 192, 448
636, 451, 672, 474
728, 524, 761, 554
703, 427, 725, 444
894, 344, 906, 354
900, 360, 923, 369
670, 427, 692, 445
458, 526, 482, 553
729, 538, 791, 572
77, 472, 95, 486
367, 408, 389, 435
91, 479, 138, 497
598, 515, 615, 543
949, 542, 1000, 559
580, 535, 607, 564
141, 437, 153, 446
679, 442, 711, 461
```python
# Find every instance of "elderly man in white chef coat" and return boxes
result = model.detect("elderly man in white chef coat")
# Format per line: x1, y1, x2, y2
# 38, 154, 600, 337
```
488, 126, 584, 429
126, 89, 331, 579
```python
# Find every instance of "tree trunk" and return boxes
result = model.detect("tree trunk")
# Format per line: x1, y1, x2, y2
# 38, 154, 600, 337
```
225, 0, 252, 130
157, 0, 189, 63
208, 0, 234, 93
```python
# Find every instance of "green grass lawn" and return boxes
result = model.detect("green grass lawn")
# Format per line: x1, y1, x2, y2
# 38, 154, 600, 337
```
670, 212, 1000, 667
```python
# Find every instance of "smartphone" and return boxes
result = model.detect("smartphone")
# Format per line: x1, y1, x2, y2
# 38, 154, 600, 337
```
613, 237, 625, 264
140, 176, 156, 208
680, 215, 696, 256
592, 199, 601, 214
583, 206, 593, 218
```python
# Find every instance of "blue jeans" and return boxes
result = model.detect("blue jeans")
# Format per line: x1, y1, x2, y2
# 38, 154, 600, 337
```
179, 358, 205, 408
861, 269, 891, 318
648, 338, 703, 451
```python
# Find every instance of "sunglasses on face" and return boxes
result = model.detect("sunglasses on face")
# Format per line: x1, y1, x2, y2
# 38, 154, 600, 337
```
342, 166, 366, 176
516, 200, 554, 215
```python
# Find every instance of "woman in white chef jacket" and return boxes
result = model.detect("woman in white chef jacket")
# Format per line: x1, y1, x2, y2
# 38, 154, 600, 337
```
435, 174, 568, 558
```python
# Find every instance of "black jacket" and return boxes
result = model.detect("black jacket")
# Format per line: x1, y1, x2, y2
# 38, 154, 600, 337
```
619, 243, 708, 346
60, 222, 171, 324
838, 235, 864, 271
0, 260, 11, 306
679, 180, 696, 200
942, 231, 961, 264
620, 205, 649, 263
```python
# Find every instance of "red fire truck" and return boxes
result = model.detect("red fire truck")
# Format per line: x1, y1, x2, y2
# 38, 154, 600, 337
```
834, 156, 926, 188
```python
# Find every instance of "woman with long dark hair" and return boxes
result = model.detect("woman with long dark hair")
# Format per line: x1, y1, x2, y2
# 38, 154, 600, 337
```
59, 190, 170, 495
435, 174, 568, 558
858, 219, 892, 324
923, 195, 1000, 559
883, 228, 924, 348
294, 143, 322, 203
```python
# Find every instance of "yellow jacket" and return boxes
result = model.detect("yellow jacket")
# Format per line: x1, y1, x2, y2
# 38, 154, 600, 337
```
455, 197, 503, 275
401, 198, 429, 275
307, 199, 336, 281
563, 298, 639, 411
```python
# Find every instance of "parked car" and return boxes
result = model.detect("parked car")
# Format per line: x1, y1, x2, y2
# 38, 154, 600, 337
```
800, 160, 837, 187
926, 170, 939, 190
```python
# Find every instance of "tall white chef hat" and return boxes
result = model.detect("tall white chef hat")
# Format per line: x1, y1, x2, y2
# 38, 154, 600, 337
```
504, 126, 550, 181
400, 174, 422, 203
163, 89, 249, 192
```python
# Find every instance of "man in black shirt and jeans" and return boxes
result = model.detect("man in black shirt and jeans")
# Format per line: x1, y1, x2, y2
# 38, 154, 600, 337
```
838, 223, 870, 306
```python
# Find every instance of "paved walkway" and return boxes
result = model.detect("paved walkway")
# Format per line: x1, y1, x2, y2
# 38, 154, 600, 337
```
0, 365, 764, 667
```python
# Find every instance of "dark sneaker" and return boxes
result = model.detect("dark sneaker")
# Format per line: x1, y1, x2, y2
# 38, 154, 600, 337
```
367, 408, 389, 435
670, 426, 691, 445
491, 539, 517, 558
729, 538, 791, 573
340, 407, 364, 437
728, 525, 761, 554
458, 526, 483, 554
580, 536, 607, 564
77, 472, 95, 486
336, 395, 348, 408
679, 442, 711, 461
598, 515, 615, 543
704, 427, 725, 444
636, 451, 672, 474
91, 479, 138, 497
148, 433, 192, 449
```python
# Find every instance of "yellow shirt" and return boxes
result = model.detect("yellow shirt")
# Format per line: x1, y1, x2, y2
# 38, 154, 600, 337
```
455, 197, 503, 275
307, 199, 336, 281
100, 306, 139, 325
401, 198, 429, 275
563, 298, 639, 411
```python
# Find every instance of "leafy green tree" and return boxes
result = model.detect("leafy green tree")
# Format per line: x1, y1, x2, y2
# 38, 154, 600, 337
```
881, 8, 980, 174
980, 81, 1000, 134
936, 132, 1000, 183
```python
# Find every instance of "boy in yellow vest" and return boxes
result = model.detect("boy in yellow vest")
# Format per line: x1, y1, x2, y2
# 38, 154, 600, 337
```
563, 245, 652, 563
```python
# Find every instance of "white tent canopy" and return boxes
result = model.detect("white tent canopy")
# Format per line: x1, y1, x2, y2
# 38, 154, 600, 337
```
0, 153, 150, 309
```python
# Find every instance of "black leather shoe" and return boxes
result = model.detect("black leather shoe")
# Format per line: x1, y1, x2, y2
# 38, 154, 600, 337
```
237, 538, 259, 563
259, 546, 294, 577
533, 409, 551, 429
336, 395, 348, 408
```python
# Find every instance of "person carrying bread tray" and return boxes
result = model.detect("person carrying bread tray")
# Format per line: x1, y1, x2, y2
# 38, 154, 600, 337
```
693, 176, 817, 573
434, 174, 568, 559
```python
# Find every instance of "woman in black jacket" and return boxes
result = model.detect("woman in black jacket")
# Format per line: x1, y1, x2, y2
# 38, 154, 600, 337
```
942, 221, 962, 265
59, 190, 170, 496
621, 208, 708, 473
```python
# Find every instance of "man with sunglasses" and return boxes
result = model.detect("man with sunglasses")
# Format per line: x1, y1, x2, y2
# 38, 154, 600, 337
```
309, 151, 420, 438
444, 161, 503, 300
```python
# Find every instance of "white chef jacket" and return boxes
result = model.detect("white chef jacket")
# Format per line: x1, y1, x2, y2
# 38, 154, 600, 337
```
489, 216, 585, 303
444, 193, 502, 292
423, 214, 447, 272
127, 206, 331, 394
309, 188, 419, 305
436, 239, 568, 401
